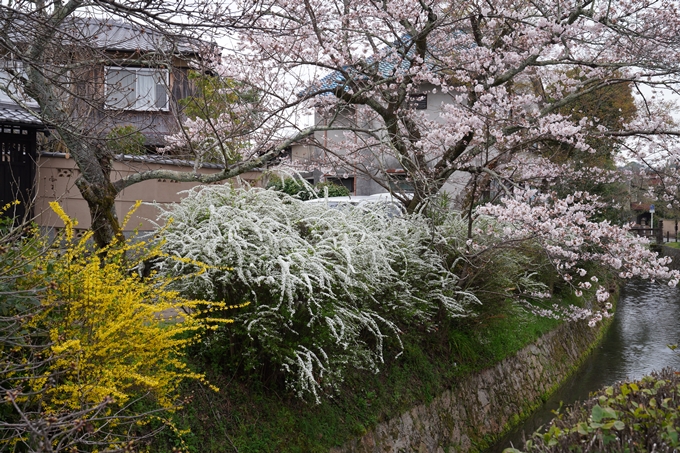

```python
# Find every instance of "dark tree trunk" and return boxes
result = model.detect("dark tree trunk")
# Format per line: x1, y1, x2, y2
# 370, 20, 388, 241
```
75, 177, 124, 249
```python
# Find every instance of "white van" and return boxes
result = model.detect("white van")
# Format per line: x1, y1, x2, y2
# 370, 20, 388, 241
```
304, 193, 406, 217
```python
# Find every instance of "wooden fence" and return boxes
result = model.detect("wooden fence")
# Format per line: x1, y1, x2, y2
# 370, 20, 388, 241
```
630, 220, 664, 244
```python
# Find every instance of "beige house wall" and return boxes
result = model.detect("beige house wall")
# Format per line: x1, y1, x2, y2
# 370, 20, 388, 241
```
661, 218, 679, 239
34, 154, 264, 232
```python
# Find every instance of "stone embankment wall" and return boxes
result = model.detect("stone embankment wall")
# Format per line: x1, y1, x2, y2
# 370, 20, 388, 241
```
331, 319, 606, 453
662, 245, 680, 270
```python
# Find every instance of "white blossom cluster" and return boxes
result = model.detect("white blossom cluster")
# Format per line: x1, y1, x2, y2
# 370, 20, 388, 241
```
156, 186, 477, 402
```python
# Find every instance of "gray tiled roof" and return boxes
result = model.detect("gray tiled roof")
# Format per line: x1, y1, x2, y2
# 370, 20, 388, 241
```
0, 102, 42, 127
40, 151, 227, 170
64, 18, 205, 54
308, 31, 469, 96
309, 35, 419, 95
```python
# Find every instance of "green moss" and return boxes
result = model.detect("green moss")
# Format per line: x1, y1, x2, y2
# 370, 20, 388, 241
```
483, 287, 619, 450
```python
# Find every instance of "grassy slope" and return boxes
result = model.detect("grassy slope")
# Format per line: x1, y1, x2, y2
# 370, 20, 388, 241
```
154, 304, 562, 453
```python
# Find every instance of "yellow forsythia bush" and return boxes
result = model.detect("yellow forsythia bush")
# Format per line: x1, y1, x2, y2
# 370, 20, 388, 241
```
35, 202, 234, 411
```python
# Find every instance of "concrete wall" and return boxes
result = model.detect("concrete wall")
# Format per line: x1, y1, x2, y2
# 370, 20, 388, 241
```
34, 154, 264, 232
330, 318, 607, 453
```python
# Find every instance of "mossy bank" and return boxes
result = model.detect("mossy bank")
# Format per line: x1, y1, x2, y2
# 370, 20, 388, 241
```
330, 308, 614, 453
151, 283, 616, 453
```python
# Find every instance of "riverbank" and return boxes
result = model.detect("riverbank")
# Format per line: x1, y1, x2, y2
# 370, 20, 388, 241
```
149, 276, 618, 453
153, 304, 563, 452
331, 303, 614, 453
490, 279, 680, 452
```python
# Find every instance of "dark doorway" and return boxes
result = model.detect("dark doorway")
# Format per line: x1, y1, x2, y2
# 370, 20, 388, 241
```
1, 125, 37, 223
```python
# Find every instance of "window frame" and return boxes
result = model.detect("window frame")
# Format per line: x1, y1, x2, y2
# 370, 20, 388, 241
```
386, 169, 415, 193
104, 66, 170, 112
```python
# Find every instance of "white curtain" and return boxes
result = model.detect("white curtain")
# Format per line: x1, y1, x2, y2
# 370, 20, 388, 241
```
105, 68, 167, 110
106, 69, 136, 109
136, 71, 155, 110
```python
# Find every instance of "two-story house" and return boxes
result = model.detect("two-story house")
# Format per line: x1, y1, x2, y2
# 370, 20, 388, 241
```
290, 86, 477, 205
0, 19, 261, 233
56, 18, 203, 152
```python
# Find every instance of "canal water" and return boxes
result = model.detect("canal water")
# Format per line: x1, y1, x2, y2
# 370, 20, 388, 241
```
487, 279, 680, 453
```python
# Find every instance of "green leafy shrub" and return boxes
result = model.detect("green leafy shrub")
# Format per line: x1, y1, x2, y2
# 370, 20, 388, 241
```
433, 209, 555, 316
172, 71, 260, 164
267, 176, 350, 200
314, 180, 351, 197
507, 368, 680, 453
106, 125, 146, 155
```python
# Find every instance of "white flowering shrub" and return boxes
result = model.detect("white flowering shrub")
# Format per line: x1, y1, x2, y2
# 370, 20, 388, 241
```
157, 186, 477, 402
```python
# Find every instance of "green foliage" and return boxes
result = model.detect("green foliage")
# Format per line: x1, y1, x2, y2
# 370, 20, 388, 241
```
509, 369, 680, 453
434, 210, 555, 313
174, 71, 261, 164
106, 125, 146, 155
0, 210, 50, 451
552, 71, 637, 165
0, 202, 42, 317
267, 177, 350, 200
180, 71, 258, 121
539, 72, 637, 225
266, 176, 315, 199
0, 204, 45, 346
312, 181, 351, 198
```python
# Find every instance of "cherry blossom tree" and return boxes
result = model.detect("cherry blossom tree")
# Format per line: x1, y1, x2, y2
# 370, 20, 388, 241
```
6, 0, 680, 257
209, 0, 680, 212
475, 189, 679, 320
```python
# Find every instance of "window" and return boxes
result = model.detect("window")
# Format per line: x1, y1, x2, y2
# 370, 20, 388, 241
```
0, 60, 42, 108
105, 67, 168, 111
408, 93, 427, 110
387, 170, 414, 192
